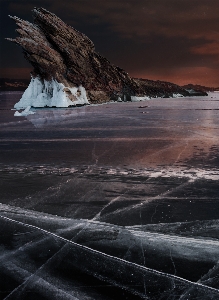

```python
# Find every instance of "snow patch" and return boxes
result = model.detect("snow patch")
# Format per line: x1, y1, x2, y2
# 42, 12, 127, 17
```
14, 77, 89, 109
173, 93, 184, 98
131, 96, 151, 102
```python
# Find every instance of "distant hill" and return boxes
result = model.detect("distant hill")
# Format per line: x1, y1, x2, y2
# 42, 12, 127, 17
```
182, 84, 219, 92
0, 78, 29, 91
135, 78, 190, 97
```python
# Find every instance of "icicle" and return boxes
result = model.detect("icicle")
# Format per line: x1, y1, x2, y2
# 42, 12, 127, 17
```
14, 77, 90, 109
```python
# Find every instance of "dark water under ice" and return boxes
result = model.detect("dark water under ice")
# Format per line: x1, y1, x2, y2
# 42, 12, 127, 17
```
0, 91, 219, 299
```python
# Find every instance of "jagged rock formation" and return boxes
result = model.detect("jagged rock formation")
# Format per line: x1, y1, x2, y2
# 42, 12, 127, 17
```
7, 7, 194, 105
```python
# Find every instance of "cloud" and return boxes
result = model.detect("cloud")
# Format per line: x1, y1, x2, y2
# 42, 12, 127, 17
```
7, 0, 53, 20
36, 1, 219, 63
191, 41, 219, 56
8, 0, 219, 38
55, 0, 219, 41
8, 0, 219, 49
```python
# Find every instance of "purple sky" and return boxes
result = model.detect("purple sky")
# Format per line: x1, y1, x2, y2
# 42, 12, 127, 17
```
0, 0, 219, 86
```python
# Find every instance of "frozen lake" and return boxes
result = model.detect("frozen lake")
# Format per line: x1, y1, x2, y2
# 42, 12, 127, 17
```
0, 92, 219, 299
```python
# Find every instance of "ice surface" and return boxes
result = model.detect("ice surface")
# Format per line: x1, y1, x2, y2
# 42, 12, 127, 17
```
1, 91, 219, 299
1, 206, 219, 299
14, 77, 89, 109
14, 105, 35, 116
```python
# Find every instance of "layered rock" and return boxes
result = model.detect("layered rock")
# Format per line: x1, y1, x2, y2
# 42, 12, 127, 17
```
7, 7, 192, 106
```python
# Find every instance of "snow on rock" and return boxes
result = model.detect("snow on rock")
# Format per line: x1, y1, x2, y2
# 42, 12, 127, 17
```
131, 96, 151, 102
14, 77, 89, 109
173, 93, 184, 98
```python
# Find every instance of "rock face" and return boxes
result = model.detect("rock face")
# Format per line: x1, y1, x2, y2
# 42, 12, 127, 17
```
7, 7, 191, 104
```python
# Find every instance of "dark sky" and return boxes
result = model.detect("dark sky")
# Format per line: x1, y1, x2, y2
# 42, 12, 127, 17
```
0, 0, 219, 86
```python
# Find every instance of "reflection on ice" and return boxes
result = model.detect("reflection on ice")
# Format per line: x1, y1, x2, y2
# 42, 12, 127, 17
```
26, 107, 87, 128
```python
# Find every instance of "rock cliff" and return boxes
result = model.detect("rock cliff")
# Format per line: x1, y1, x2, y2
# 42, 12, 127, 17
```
7, 7, 192, 105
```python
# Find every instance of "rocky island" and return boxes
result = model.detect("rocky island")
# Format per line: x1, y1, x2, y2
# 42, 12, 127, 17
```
7, 7, 206, 108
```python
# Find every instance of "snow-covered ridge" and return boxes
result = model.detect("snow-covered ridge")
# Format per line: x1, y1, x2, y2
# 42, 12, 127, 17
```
14, 77, 89, 110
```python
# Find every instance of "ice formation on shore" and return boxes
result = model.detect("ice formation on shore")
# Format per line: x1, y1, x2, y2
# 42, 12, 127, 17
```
14, 106, 35, 116
131, 96, 151, 101
173, 93, 184, 98
14, 77, 89, 109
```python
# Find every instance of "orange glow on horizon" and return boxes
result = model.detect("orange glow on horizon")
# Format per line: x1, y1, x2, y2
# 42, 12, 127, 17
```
0, 68, 32, 79
1, 67, 218, 88
130, 67, 219, 88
